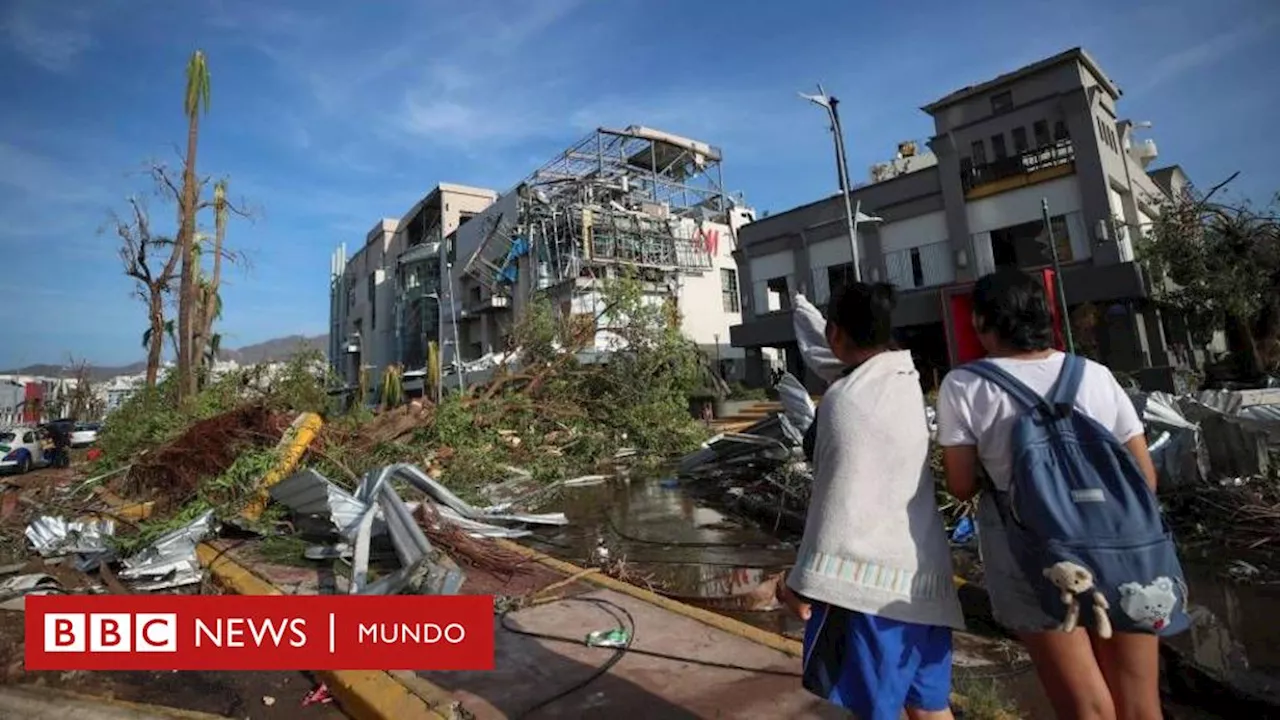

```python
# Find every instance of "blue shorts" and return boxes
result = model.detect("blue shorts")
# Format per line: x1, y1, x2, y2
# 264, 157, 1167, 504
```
802, 602, 953, 720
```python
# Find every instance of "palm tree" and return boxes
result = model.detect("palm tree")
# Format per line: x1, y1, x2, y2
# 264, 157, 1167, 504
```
176, 49, 211, 403
195, 179, 228, 378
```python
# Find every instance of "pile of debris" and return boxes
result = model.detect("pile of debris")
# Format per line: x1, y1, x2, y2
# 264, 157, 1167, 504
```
0, 400, 588, 609
676, 293, 1280, 560
1136, 387, 1280, 555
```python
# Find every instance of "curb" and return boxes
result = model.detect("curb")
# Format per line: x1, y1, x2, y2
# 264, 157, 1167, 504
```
495, 538, 804, 657
0, 685, 229, 719
496, 540, 1013, 718
194, 543, 454, 720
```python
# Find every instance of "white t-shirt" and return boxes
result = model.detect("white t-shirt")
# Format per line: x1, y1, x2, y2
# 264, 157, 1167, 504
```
935, 352, 1144, 491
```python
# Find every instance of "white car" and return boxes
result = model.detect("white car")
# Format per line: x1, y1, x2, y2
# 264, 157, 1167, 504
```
70, 422, 100, 448
0, 426, 47, 474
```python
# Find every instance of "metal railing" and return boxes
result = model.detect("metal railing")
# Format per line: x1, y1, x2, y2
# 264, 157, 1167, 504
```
961, 139, 1075, 193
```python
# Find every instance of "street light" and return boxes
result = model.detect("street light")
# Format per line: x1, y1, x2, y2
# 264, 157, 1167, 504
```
799, 84, 863, 282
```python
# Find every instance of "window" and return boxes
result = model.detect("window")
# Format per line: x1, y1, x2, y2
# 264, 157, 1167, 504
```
970, 140, 987, 166
458, 212, 476, 228
765, 277, 791, 312
1053, 120, 1069, 141
367, 273, 377, 329
990, 91, 1013, 114
826, 263, 856, 302
1012, 127, 1029, 153
720, 268, 740, 313
1033, 120, 1051, 147
909, 249, 926, 288
989, 214, 1073, 270
991, 134, 1008, 160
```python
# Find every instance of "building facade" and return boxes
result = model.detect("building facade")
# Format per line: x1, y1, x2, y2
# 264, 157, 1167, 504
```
441, 126, 754, 386
730, 47, 1196, 389
329, 184, 498, 395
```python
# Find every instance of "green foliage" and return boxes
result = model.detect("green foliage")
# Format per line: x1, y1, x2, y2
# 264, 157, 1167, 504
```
1140, 188, 1280, 348
726, 382, 768, 401
96, 352, 333, 472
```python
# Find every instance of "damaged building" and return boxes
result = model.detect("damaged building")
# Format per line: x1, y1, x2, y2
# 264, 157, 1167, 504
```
329, 126, 755, 400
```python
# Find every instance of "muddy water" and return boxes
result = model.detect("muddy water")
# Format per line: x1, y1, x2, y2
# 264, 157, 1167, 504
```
524, 472, 805, 637
527, 472, 1280, 713
1165, 564, 1280, 703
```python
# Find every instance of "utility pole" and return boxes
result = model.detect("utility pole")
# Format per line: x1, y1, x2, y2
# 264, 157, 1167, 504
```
800, 85, 861, 282
1040, 198, 1076, 354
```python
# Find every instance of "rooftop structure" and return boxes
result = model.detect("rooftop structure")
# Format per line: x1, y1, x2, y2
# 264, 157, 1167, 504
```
456, 126, 737, 299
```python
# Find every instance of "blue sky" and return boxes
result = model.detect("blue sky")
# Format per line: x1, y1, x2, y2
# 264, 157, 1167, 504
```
2, 0, 1277, 369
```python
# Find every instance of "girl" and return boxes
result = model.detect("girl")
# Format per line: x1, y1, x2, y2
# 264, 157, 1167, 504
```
935, 269, 1161, 720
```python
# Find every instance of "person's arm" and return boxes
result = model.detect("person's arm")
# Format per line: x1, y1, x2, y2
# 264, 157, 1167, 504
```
1108, 372, 1157, 493
935, 376, 981, 501
942, 445, 981, 502
1124, 435, 1158, 494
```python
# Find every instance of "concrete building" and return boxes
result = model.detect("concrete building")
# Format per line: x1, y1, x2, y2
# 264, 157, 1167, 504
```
442, 126, 755, 386
329, 184, 498, 395
729, 47, 1196, 389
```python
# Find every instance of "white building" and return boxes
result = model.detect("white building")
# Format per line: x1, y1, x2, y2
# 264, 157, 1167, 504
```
329, 126, 757, 400
444, 126, 755, 385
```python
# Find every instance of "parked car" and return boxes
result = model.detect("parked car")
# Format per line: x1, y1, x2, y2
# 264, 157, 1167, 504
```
0, 426, 47, 474
70, 422, 101, 448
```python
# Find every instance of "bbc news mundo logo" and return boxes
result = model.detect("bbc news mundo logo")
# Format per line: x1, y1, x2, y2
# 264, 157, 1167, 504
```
25, 595, 495, 671
44, 613, 178, 653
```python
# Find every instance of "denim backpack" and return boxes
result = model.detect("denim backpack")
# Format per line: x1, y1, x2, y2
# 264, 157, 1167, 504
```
961, 354, 1188, 637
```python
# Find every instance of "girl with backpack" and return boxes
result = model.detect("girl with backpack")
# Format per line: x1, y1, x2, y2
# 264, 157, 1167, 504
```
936, 269, 1183, 720
777, 282, 965, 720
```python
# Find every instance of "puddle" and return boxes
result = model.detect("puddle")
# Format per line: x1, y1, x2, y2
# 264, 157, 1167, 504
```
526, 473, 801, 635
1164, 564, 1280, 704
525, 471, 1280, 711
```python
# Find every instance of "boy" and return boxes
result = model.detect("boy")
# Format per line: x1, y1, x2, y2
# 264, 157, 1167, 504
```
778, 282, 964, 720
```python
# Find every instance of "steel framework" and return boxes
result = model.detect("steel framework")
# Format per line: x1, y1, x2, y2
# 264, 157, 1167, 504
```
459, 126, 731, 295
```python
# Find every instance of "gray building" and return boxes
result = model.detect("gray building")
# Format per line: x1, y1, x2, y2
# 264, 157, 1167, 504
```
730, 47, 1197, 389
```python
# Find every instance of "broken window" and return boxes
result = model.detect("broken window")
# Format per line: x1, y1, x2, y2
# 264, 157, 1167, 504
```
990, 214, 1073, 270
765, 277, 791, 312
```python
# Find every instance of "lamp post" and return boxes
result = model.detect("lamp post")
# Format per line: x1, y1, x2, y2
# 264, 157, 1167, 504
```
1040, 198, 1075, 354
800, 84, 862, 282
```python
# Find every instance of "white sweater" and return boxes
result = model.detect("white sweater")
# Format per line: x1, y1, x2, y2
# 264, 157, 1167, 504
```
787, 350, 965, 630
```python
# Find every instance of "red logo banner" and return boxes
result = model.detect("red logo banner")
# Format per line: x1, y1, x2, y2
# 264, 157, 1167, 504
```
25, 594, 495, 671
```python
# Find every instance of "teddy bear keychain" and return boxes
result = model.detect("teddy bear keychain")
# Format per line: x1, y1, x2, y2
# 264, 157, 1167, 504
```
1043, 561, 1113, 639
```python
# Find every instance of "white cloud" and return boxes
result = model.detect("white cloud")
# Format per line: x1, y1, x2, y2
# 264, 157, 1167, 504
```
1131, 14, 1280, 95
2, 1, 92, 73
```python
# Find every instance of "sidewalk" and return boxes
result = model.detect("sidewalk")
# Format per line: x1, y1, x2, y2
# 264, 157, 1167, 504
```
423, 585, 842, 719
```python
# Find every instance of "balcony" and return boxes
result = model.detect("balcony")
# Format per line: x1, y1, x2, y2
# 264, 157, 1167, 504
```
961, 139, 1075, 199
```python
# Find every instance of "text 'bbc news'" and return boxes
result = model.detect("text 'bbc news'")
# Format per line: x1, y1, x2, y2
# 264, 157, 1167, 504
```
25, 594, 495, 671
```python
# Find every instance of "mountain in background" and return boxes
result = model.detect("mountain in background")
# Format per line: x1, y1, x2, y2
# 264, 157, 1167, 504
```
2, 335, 329, 381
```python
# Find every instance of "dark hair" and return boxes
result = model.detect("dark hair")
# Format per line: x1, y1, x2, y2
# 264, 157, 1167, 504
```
971, 269, 1054, 351
828, 282, 896, 348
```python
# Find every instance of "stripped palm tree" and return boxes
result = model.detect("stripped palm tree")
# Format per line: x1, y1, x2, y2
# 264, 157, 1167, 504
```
194, 179, 228, 379
176, 49, 211, 402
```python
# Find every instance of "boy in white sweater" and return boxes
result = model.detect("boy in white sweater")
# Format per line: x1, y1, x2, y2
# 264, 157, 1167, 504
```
777, 282, 964, 720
